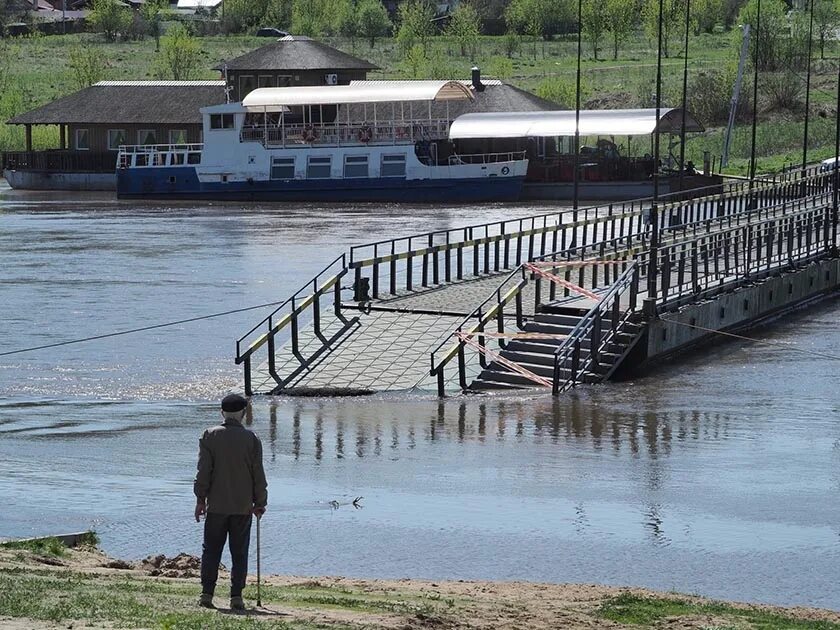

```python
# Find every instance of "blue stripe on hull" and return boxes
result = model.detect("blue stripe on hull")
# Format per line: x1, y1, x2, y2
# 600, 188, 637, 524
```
116, 167, 524, 202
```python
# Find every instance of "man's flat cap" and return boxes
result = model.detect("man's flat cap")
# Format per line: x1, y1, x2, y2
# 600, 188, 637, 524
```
221, 393, 248, 412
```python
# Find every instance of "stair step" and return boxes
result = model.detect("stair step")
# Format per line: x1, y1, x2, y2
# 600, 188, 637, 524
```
505, 340, 564, 354
501, 349, 556, 366
475, 368, 548, 387
494, 360, 555, 378
469, 376, 531, 391
531, 313, 583, 327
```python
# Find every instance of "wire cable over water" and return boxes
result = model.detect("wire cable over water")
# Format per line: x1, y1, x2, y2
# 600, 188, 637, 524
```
662, 318, 840, 361
0, 300, 287, 358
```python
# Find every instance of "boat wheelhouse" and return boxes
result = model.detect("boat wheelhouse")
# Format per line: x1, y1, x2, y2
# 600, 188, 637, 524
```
115, 81, 528, 202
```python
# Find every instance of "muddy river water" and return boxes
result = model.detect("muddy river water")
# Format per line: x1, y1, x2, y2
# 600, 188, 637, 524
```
0, 183, 838, 610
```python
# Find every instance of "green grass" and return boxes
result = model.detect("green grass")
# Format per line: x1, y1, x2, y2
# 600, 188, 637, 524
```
598, 592, 840, 629
0, 532, 99, 557
0, 565, 454, 629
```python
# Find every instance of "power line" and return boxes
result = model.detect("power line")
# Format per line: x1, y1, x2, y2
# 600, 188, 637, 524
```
0, 300, 287, 358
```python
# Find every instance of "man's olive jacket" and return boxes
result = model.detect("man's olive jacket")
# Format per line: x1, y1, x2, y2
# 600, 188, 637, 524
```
194, 419, 268, 515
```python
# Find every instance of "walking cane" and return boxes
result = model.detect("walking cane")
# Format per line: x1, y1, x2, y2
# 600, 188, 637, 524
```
256, 513, 262, 608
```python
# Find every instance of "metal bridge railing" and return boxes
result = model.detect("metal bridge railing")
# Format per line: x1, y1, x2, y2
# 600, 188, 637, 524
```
235, 254, 351, 395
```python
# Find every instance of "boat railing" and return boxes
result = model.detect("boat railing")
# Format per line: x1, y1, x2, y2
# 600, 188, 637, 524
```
117, 144, 204, 168
239, 119, 451, 148
448, 151, 526, 165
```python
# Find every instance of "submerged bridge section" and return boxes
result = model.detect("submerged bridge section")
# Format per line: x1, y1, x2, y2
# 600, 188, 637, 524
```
235, 167, 839, 396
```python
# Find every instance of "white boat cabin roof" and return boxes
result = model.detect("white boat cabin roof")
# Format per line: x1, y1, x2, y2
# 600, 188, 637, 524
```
239, 80, 474, 112
448, 108, 704, 139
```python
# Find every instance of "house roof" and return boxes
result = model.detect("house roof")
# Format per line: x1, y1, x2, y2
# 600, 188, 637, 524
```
8, 81, 226, 125
219, 36, 379, 72
448, 108, 705, 140
339, 82, 561, 122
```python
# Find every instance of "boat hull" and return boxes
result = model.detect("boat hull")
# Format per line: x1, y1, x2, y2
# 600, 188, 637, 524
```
116, 166, 525, 203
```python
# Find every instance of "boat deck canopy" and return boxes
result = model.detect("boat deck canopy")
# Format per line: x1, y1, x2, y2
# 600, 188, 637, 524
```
448, 108, 704, 140
242, 80, 474, 112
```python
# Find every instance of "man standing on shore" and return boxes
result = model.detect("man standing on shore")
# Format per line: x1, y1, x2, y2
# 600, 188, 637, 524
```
194, 393, 268, 611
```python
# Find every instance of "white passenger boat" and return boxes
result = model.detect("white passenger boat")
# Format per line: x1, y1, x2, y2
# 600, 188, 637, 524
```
115, 81, 528, 202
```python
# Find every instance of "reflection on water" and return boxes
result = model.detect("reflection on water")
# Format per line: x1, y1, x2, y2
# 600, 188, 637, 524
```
0, 195, 838, 611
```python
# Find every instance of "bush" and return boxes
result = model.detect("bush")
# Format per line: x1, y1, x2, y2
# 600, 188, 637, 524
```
89, 0, 132, 42
488, 55, 513, 79
536, 75, 589, 109
684, 68, 752, 126
762, 71, 804, 113
68, 43, 105, 89
153, 23, 201, 80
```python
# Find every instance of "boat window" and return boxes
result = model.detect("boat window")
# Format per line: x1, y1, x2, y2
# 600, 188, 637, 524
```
343, 155, 368, 178
138, 129, 157, 145
187, 152, 201, 165
381, 154, 406, 177
170, 153, 185, 166
75, 128, 89, 151
107, 129, 127, 150
306, 156, 331, 179
134, 153, 148, 167
169, 129, 188, 144
271, 157, 295, 180
210, 114, 235, 130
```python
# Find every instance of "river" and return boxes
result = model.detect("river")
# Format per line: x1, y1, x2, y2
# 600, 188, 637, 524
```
1, 182, 838, 610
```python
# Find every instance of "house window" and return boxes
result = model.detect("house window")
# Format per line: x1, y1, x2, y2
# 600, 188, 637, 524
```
137, 129, 157, 145
209, 114, 235, 130
239, 74, 256, 98
258, 75, 275, 88
343, 155, 368, 178
75, 128, 90, 151
278, 75, 293, 87
169, 129, 188, 144
306, 156, 331, 179
107, 129, 127, 150
381, 154, 406, 177
271, 157, 295, 180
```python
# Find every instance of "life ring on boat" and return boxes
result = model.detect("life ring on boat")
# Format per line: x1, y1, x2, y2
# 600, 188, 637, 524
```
357, 125, 373, 144
501, 166, 510, 175
301, 126, 319, 143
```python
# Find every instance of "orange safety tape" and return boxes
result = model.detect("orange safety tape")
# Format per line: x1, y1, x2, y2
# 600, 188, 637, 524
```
471, 331, 568, 340
456, 331, 553, 388
523, 263, 600, 300
528, 259, 628, 267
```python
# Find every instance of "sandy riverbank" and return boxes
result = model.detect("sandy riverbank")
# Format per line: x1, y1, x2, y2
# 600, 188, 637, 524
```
1, 544, 839, 629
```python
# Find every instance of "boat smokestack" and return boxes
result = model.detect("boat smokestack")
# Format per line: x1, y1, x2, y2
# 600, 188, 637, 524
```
471, 67, 485, 92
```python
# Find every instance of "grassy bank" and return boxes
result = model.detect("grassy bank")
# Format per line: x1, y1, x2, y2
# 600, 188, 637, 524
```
1, 30, 838, 175
1, 543, 839, 629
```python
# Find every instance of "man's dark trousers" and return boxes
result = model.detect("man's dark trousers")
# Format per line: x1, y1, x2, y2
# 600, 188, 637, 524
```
201, 512, 252, 597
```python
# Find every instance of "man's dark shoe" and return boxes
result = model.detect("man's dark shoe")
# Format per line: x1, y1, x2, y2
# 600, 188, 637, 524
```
230, 596, 245, 610
198, 593, 215, 609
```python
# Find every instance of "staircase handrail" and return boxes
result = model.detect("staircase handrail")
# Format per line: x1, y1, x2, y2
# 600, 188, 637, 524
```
235, 253, 347, 364
551, 261, 640, 394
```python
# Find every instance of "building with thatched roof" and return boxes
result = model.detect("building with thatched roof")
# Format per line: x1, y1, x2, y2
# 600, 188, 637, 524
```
219, 35, 380, 101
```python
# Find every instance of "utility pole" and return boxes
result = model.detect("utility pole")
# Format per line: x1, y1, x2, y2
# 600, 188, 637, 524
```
802, 0, 815, 175
722, 24, 750, 168
678, 0, 691, 192
645, 0, 665, 317
749, 0, 761, 186
572, 0, 583, 241
832, 47, 840, 255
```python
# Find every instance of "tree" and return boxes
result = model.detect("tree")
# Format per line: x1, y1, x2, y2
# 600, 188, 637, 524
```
581, 0, 608, 60
691, 0, 724, 34
292, 0, 330, 37
445, 2, 481, 57
812, 0, 839, 59
89, 0, 132, 42
397, 0, 435, 55
505, 0, 570, 58
140, 0, 169, 51
154, 23, 201, 80
356, 0, 392, 48
401, 43, 427, 77
642, 0, 684, 57
604, 0, 636, 60
68, 44, 105, 89
736, 0, 788, 71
